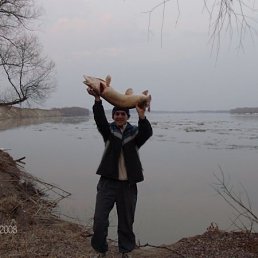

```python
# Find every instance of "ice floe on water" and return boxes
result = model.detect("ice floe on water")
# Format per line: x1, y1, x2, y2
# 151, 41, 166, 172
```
147, 113, 258, 151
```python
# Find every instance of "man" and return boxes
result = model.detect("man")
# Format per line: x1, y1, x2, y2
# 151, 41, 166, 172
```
87, 87, 153, 258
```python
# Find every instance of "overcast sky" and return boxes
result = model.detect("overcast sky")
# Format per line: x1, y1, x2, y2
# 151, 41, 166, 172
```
36, 0, 258, 111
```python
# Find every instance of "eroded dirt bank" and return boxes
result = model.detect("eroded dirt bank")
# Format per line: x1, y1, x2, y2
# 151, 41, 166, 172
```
0, 150, 258, 257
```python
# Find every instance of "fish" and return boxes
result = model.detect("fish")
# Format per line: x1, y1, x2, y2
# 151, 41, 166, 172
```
83, 74, 151, 110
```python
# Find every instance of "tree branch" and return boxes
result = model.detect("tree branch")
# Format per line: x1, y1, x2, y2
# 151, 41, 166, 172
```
212, 167, 258, 232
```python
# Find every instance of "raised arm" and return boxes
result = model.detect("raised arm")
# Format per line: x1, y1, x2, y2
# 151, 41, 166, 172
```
135, 104, 153, 148
87, 88, 110, 142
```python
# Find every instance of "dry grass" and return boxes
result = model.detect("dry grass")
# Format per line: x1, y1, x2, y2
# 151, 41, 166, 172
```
0, 150, 96, 257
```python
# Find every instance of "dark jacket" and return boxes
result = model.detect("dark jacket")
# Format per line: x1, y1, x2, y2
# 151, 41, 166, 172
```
93, 100, 153, 183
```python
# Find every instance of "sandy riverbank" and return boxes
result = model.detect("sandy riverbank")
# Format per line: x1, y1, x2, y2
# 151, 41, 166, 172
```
0, 149, 258, 257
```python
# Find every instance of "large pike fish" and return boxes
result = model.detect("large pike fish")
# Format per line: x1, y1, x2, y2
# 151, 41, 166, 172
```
83, 75, 151, 110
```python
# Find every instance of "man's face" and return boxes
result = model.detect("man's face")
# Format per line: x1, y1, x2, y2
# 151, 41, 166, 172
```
113, 110, 128, 128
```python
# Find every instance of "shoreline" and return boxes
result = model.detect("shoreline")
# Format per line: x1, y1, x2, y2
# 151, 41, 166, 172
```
0, 149, 258, 257
0, 106, 89, 120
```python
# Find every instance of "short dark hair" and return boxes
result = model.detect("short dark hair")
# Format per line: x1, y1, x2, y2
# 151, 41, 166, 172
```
112, 106, 130, 118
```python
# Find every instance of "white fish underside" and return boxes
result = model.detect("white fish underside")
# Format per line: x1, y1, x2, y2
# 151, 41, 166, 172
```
83, 75, 151, 110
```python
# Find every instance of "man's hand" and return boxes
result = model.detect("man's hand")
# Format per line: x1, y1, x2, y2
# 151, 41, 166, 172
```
87, 87, 101, 101
136, 104, 146, 119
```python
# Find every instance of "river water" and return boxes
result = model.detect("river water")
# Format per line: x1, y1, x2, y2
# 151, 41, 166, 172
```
0, 112, 258, 244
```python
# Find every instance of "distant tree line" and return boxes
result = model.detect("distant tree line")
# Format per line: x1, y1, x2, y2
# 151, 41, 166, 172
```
0, 106, 89, 120
52, 107, 89, 117
230, 107, 258, 114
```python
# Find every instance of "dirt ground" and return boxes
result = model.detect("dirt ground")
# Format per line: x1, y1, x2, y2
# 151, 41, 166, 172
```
1, 149, 258, 258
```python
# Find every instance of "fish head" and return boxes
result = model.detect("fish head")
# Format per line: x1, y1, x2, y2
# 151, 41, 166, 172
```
83, 75, 111, 94
83, 75, 107, 94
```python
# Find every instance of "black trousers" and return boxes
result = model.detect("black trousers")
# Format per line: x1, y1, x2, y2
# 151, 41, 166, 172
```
91, 176, 137, 253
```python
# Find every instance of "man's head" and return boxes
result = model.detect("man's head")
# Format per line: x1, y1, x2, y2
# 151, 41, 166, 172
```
112, 106, 130, 128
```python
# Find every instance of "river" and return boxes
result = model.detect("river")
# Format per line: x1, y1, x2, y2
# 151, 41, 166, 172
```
0, 112, 258, 244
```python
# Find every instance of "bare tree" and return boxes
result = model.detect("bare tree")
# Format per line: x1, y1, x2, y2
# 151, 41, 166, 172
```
0, 0, 40, 41
213, 168, 258, 233
204, 0, 258, 54
0, 34, 55, 106
0, 0, 55, 106
144, 0, 258, 52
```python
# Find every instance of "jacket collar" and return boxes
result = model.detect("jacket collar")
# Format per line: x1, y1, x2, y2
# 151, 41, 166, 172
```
111, 122, 132, 133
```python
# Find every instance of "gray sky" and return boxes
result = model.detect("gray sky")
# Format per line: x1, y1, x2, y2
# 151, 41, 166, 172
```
36, 0, 258, 111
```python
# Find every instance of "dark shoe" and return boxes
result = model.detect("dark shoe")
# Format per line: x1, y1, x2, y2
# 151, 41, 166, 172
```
121, 253, 132, 258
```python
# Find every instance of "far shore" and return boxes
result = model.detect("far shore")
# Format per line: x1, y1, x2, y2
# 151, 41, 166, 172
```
2, 105, 258, 122
0, 106, 89, 120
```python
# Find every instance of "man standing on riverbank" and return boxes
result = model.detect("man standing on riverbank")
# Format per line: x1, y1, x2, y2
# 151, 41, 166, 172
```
87, 88, 153, 258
